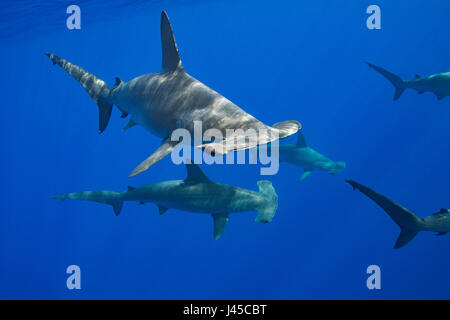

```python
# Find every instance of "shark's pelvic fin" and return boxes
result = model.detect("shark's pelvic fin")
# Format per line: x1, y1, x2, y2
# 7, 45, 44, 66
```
296, 131, 308, 148
211, 213, 229, 240
112, 77, 123, 90
45, 52, 113, 133
434, 92, 447, 100
346, 180, 422, 249
157, 204, 168, 215
366, 62, 406, 101
129, 139, 179, 177
161, 11, 183, 72
123, 118, 138, 131
185, 162, 212, 184
300, 170, 313, 180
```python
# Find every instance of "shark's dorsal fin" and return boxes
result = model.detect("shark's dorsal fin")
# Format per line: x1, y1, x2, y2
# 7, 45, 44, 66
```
185, 163, 211, 183
161, 11, 183, 72
297, 131, 308, 148
127, 186, 136, 191
415, 74, 421, 79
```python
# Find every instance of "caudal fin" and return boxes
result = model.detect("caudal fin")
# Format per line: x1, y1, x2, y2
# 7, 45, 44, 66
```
45, 52, 113, 133
366, 62, 406, 101
346, 179, 422, 249
255, 180, 278, 223
53, 190, 123, 216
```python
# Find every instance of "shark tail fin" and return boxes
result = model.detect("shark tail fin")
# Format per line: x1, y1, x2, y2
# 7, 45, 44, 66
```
346, 180, 423, 249
394, 229, 419, 249
366, 62, 406, 101
45, 52, 113, 133
255, 180, 278, 223
53, 190, 123, 216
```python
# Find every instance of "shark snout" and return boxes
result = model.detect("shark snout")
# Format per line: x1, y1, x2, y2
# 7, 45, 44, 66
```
329, 161, 346, 175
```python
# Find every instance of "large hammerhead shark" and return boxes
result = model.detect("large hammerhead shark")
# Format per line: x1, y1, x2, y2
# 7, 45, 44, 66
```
45, 11, 300, 177
53, 163, 278, 240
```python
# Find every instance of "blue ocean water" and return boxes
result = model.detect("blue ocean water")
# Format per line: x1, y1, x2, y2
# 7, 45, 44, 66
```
1, 0, 450, 299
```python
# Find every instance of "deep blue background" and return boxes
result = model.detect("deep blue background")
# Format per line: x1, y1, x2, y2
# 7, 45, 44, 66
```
1, 0, 449, 299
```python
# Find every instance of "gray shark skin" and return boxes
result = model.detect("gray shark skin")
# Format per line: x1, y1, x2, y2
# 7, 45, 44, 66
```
45, 11, 300, 177
53, 163, 278, 240
346, 179, 450, 249
367, 62, 450, 101
265, 131, 345, 180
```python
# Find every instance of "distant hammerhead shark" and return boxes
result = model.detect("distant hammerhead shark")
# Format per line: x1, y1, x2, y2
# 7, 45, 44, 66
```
262, 132, 345, 180
45, 11, 300, 177
346, 179, 450, 249
367, 62, 450, 101
53, 163, 278, 240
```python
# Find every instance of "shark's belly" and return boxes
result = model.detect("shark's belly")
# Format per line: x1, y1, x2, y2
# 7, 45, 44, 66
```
412, 75, 450, 93
113, 71, 267, 140
127, 182, 242, 214
422, 217, 450, 232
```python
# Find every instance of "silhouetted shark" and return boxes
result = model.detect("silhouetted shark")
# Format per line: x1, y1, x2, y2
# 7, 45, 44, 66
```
346, 179, 450, 249
367, 62, 450, 101
45, 11, 300, 177
53, 163, 278, 240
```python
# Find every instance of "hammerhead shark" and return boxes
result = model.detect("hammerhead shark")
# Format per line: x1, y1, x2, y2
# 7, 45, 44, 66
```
346, 179, 450, 249
262, 132, 345, 180
45, 11, 300, 177
367, 62, 450, 101
53, 163, 278, 240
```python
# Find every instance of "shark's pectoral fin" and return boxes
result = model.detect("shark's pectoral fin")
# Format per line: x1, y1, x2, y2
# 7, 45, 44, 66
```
157, 204, 169, 215
128, 139, 179, 177
436, 232, 448, 236
434, 92, 447, 100
112, 201, 123, 216
300, 170, 313, 180
211, 213, 229, 240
